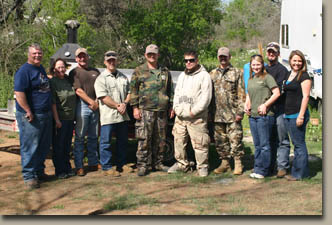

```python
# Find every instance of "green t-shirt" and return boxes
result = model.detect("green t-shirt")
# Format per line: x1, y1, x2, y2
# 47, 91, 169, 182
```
247, 74, 277, 117
50, 76, 77, 120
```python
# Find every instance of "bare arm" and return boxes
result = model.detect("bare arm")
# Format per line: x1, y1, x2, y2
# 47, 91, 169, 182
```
244, 94, 251, 116
296, 79, 312, 127
51, 104, 62, 128
258, 87, 280, 116
15, 91, 33, 122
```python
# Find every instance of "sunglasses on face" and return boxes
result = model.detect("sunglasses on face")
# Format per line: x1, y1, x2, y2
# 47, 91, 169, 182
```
183, 58, 196, 63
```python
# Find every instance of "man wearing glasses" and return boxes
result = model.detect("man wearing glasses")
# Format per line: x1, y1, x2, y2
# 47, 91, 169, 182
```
69, 48, 100, 176
168, 50, 212, 177
209, 47, 246, 175
130, 44, 174, 176
94, 51, 131, 177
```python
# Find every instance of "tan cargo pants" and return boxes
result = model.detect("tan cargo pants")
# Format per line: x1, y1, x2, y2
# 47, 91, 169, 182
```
172, 117, 210, 169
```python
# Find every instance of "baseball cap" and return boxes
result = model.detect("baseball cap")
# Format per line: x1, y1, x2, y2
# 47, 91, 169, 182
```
104, 50, 117, 61
266, 42, 280, 52
217, 47, 230, 57
145, 44, 159, 54
75, 48, 88, 57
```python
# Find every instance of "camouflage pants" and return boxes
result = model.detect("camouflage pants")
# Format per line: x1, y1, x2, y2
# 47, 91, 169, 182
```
214, 122, 244, 160
172, 117, 210, 169
135, 109, 167, 169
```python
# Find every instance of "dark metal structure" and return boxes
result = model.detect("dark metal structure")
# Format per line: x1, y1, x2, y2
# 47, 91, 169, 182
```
50, 20, 81, 65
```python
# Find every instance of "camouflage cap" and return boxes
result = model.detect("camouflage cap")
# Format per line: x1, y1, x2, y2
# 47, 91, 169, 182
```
104, 50, 117, 61
145, 44, 159, 54
266, 42, 280, 52
218, 47, 230, 57
75, 48, 88, 56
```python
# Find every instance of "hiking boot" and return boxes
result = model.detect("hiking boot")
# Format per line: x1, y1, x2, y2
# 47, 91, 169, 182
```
168, 163, 187, 173
37, 173, 53, 182
76, 168, 85, 176
137, 167, 148, 176
285, 175, 299, 181
120, 163, 136, 173
276, 169, 287, 178
25, 179, 40, 190
198, 167, 208, 177
88, 164, 100, 172
103, 168, 121, 177
233, 158, 243, 175
154, 164, 170, 172
214, 159, 231, 174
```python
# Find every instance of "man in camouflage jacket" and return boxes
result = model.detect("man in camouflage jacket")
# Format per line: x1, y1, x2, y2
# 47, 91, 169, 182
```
209, 47, 246, 175
130, 44, 174, 176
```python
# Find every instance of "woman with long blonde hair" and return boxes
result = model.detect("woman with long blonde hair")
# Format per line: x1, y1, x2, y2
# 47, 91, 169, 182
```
244, 55, 280, 179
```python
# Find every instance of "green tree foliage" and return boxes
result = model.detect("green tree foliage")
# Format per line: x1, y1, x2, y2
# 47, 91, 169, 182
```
0, 0, 96, 107
121, 0, 222, 70
215, 0, 280, 49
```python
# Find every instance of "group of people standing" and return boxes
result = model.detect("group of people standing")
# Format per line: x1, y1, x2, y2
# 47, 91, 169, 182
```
13, 42, 312, 190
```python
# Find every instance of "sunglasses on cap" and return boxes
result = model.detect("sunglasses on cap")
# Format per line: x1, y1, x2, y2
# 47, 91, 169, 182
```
251, 54, 263, 58
105, 52, 117, 57
183, 58, 196, 63
267, 43, 278, 48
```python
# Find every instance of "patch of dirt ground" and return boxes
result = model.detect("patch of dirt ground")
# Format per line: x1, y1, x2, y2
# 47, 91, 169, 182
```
0, 130, 322, 215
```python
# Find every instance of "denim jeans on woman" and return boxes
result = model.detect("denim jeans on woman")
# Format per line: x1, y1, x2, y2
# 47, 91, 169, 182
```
52, 120, 74, 176
74, 99, 99, 169
16, 110, 52, 182
284, 116, 310, 179
249, 115, 275, 176
99, 121, 128, 171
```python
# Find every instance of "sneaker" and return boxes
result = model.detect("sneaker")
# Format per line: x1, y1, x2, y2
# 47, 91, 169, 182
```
154, 164, 170, 172
66, 170, 76, 177
249, 173, 264, 179
76, 168, 85, 176
25, 179, 40, 190
168, 163, 187, 173
137, 167, 148, 176
276, 169, 287, 178
57, 173, 69, 179
198, 167, 208, 177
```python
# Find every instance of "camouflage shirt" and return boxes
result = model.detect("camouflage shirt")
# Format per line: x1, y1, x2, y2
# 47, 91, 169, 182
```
209, 64, 246, 123
130, 62, 174, 111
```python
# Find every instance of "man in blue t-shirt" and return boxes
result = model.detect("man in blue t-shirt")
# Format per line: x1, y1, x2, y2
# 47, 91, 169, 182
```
14, 43, 53, 190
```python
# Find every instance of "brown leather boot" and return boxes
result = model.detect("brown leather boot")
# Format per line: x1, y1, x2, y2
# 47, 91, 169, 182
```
233, 157, 243, 175
214, 159, 231, 174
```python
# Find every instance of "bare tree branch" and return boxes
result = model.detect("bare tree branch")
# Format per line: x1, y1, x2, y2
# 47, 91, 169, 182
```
0, 0, 26, 25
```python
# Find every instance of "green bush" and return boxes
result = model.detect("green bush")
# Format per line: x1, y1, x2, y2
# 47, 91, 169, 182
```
0, 74, 14, 108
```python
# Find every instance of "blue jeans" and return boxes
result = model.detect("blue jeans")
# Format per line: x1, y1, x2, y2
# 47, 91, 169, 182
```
74, 100, 99, 169
284, 116, 310, 179
249, 116, 275, 176
270, 110, 291, 172
99, 121, 128, 171
16, 110, 52, 182
52, 120, 74, 175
